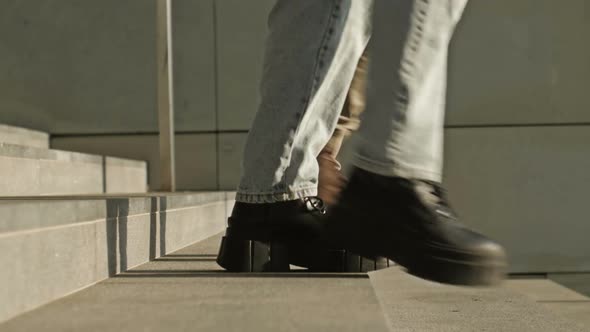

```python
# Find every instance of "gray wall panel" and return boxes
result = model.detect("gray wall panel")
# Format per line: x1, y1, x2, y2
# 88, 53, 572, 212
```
446, 0, 590, 125
0, 0, 216, 133
0, 0, 157, 133
215, 0, 275, 130
175, 134, 217, 190
218, 133, 247, 190
442, 126, 590, 273
543, 0, 590, 123
172, 0, 217, 132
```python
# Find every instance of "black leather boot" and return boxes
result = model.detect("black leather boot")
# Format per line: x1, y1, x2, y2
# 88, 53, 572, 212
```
216, 197, 390, 272
327, 168, 507, 285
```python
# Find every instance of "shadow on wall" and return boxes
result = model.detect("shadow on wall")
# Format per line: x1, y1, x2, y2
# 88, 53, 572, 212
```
105, 197, 168, 277
159, 197, 167, 258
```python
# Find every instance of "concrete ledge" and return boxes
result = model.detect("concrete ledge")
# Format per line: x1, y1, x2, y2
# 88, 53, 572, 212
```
0, 125, 49, 149
549, 273, 590, 298
509, 277, 590, 327
0, 143, 102, 164
369, 268, 588, 331
0, 143, 148, 195
0, 192, 231, 323
105, 157, 148, 193
0, 192, 227, 234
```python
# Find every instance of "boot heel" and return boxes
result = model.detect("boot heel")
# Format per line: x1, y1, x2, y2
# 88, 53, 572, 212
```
359, 256, 394, 272
217, 236, 290, 272
349, 253, 393, 272
307, 249, 347, 272
374, 257, 394, 270
344, 252, 362, 272
307, 250, 392, 272
267, 242, 290, 272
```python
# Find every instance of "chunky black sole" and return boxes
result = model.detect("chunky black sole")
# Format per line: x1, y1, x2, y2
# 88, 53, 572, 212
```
335, 240, 507, 286
401, 252, 507, 286
216, 234, 392, 273
217, 236, 290, 272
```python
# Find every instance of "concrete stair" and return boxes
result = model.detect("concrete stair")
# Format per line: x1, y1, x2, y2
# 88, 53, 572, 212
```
0, 124, 147, 195
0, 124, 49, 149
370, 268, 590, 331
0, 193, 234, 323
1, 233, 589, 331
0, 124, 236, 323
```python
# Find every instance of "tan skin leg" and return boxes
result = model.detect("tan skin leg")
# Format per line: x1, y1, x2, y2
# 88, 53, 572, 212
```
317, 51, 369, 205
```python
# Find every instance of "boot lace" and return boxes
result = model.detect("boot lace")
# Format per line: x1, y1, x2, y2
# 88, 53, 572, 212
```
303, 197, 327, 215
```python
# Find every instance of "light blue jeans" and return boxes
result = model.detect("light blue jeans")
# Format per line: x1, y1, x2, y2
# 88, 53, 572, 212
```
236, 0, 468, 203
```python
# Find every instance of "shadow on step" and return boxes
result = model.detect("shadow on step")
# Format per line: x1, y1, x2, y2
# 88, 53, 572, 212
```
162, 254, 218, 258
106, 198, 130, 277
153, 257, 218, 262
115, 270, 369, 279
106, 196, 170, 277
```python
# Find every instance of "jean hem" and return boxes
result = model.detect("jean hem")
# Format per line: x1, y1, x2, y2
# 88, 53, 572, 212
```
235, 186, 318, 203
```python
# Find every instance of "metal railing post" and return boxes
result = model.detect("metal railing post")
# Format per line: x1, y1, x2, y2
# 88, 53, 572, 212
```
156, 0, 176, 192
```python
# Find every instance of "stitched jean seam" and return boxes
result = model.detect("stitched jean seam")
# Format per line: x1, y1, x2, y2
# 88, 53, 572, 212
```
385, 0, 432, 165
277, 0, 340, 185
398, 0, 430, 107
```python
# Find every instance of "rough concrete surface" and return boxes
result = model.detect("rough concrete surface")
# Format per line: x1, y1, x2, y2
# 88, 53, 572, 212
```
0, 235, 389, 332
104, 157, 148, 193
3, 233, 590, 331
369, 267, 589, 332
0, 143, 147, 196
0, 124, 49, 149
505, 278, 590, 328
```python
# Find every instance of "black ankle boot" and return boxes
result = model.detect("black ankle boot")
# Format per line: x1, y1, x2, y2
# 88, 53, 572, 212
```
217, 197, 326, 272
327, 168, 507, 285
216, 197, 389, 272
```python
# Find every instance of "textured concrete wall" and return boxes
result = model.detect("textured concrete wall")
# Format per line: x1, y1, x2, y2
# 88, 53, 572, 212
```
447, 0, 590, 125
0, 0, 216, 133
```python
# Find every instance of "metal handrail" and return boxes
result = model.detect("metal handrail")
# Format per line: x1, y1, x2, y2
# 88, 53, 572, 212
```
156, 0, 176, 192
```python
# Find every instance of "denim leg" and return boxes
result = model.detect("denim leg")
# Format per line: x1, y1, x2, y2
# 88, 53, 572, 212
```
237, 0, 372, 203
355, 0, 468, 182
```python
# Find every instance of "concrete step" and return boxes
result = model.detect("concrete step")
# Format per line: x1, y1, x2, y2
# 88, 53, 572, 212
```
0, 143, 147, 195
369, 268, 590, 331
0, 192, 235, 323
0, 234, 390, 332
2, 231, 589, 331
505, 277, 590, 328
0, 124, 49, 149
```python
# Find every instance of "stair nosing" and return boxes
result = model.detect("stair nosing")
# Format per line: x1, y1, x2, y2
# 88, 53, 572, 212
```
0, 192, 232, 234
0, 142, 146, 166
